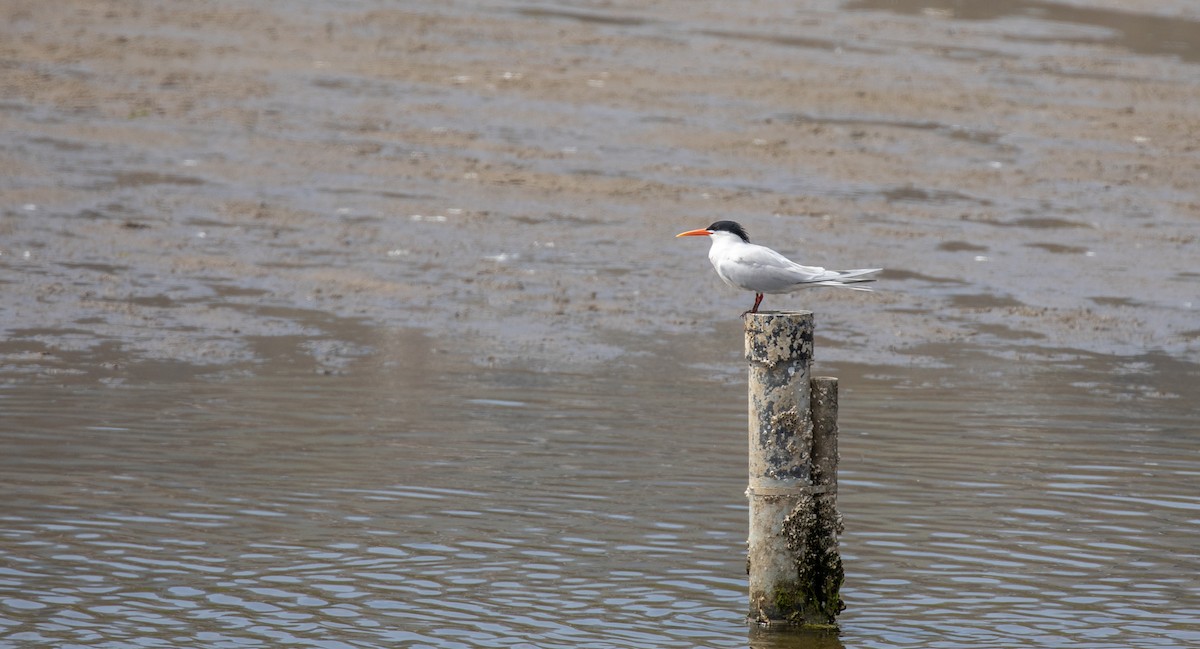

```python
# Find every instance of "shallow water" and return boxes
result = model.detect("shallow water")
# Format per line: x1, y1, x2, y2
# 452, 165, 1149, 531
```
3, 0, 1200, 647
2, 319, 1198, 648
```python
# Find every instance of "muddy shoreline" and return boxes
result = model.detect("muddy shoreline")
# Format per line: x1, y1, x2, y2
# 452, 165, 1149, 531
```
2, 0, 1198, 377
3, 5, 1200, 646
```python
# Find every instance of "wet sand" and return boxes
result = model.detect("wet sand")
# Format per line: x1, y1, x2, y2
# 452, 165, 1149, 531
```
3, 3, 1200, 647
2, 0, 1198, 374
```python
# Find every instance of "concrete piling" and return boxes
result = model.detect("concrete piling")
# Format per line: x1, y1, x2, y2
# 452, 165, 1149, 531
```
744, 312, 844, 627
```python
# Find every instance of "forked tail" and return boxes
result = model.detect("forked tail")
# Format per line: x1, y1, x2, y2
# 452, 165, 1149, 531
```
811, 268, 882, 291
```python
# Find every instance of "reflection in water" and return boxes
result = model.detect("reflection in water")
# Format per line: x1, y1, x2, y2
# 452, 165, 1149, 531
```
2, 321, 1198, 648
0, 326, 746, 647
749, 625, 844, 649
847, 0, 1200, 62
3, 0, 1200, 645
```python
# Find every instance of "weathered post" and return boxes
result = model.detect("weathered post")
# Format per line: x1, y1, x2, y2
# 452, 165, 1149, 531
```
744, 311, 844, 627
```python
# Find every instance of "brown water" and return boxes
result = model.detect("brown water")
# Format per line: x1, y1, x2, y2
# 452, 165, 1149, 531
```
3, 0, 1199, 647
3, 321, 1198, 648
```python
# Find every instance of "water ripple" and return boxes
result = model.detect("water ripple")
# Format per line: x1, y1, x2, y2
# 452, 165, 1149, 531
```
3, 337, 1199, 648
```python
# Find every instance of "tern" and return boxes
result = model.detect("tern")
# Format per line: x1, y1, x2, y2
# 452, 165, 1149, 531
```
676, 220, 881, 315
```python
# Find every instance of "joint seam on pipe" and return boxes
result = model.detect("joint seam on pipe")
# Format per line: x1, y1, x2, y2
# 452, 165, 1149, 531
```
745, 485, 835, 497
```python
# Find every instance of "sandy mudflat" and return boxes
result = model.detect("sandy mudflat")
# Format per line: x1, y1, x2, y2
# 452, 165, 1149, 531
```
2, 0, 1198, 374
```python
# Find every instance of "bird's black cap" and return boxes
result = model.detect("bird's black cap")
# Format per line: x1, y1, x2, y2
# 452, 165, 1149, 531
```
707, 220, 750, 243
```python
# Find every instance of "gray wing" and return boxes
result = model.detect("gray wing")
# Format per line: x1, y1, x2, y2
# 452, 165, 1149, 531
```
716, 244, 879, 293
715, 244, 831, 293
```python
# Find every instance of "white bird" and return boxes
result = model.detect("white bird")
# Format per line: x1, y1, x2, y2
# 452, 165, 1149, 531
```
676, 220, 881, 315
